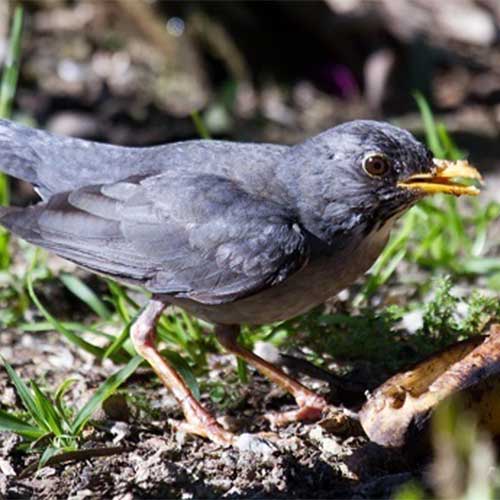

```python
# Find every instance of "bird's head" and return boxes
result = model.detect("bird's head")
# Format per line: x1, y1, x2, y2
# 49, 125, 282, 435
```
279, 120, 481, 243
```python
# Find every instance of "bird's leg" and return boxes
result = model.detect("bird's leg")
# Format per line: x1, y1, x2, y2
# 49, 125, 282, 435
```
131, 300, 235, 446
215, 325, 328, 426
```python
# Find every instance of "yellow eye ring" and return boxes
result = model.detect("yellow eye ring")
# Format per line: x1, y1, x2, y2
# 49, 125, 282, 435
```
362, 153, 391, 177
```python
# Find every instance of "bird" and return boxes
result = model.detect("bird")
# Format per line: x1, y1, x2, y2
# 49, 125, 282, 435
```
0, 118, 481, 447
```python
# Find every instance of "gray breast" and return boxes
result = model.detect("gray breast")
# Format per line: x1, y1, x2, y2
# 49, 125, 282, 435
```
167, 222, 393, 325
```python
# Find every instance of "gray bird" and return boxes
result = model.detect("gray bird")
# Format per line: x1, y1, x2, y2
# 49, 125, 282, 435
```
0, 118, 480, 446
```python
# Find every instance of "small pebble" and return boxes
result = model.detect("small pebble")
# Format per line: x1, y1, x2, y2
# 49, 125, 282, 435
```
236, 433, 276, 456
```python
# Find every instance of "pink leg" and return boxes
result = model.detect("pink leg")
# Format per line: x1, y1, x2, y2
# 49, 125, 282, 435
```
130, 300, 235, 445
215, 324, 329, 426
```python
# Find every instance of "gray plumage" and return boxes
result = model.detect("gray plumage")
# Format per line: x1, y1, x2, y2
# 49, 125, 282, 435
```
0, 118, 432, 324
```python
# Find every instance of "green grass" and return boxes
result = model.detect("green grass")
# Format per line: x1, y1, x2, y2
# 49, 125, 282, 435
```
0, 355, 142, 467
261, 276, 500, 375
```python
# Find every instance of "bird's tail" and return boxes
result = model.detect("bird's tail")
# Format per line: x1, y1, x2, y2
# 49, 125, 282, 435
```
0, 118, 159, 199
0, 119, 43, 186
0, 206, 10, 219
0, 205, 26, 234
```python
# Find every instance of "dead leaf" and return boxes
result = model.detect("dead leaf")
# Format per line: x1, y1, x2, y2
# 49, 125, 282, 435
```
359, 324, 500, 447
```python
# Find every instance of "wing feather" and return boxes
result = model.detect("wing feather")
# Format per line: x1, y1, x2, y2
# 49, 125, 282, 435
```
1, 172, 309, 304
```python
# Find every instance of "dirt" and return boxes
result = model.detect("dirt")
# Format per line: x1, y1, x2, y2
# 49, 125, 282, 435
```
0, 325, 427, 500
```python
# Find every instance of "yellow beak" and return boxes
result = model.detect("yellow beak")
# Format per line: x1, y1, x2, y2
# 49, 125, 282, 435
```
397, 158, 482, 196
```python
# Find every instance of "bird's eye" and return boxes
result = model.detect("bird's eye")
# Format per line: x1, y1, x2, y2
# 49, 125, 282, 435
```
362, 153, 391, 177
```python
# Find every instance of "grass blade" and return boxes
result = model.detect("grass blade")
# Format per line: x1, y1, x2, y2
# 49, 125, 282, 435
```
236, 358, 248, 384
103, 321, 132, 360
59, 274, 111, 320
71, 355, 143, 434
162, 350, 200, 400
437, 123, 464, 160
414, 91, 444, 158
20, 320, 113, 339
31, 381, 64, 437
106, 280, 137, 323
0, 6, 24, 268
0, 409, 45, 440
191, 111, 211, 139
180, 310, 202, 342
39, 446, 61, 468
2, 358, 48, 431
54, 378, 77, 428
460, 257, 500, 274
26, 271, 107, 359
0, 6, 23, 118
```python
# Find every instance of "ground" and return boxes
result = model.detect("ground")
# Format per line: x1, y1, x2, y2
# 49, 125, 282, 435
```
0, 327, 419, 499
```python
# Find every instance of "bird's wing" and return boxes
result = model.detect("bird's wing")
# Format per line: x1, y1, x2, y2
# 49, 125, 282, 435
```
0, 172, 309, 304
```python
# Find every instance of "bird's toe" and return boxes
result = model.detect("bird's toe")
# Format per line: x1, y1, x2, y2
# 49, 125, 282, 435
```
168, 418, 236, 447
264, 402, 348, 428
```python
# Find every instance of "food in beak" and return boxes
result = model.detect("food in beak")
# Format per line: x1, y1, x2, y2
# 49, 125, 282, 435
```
398, 158, 482, 196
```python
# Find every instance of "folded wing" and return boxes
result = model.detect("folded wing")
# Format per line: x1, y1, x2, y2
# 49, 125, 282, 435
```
0, 171, 309, 304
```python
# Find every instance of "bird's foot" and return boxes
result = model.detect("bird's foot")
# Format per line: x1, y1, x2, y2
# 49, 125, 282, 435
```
265, 405, 326, 426
169, 418, 278, 455
169, 417, 236, 447
265, 393, 330, 427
